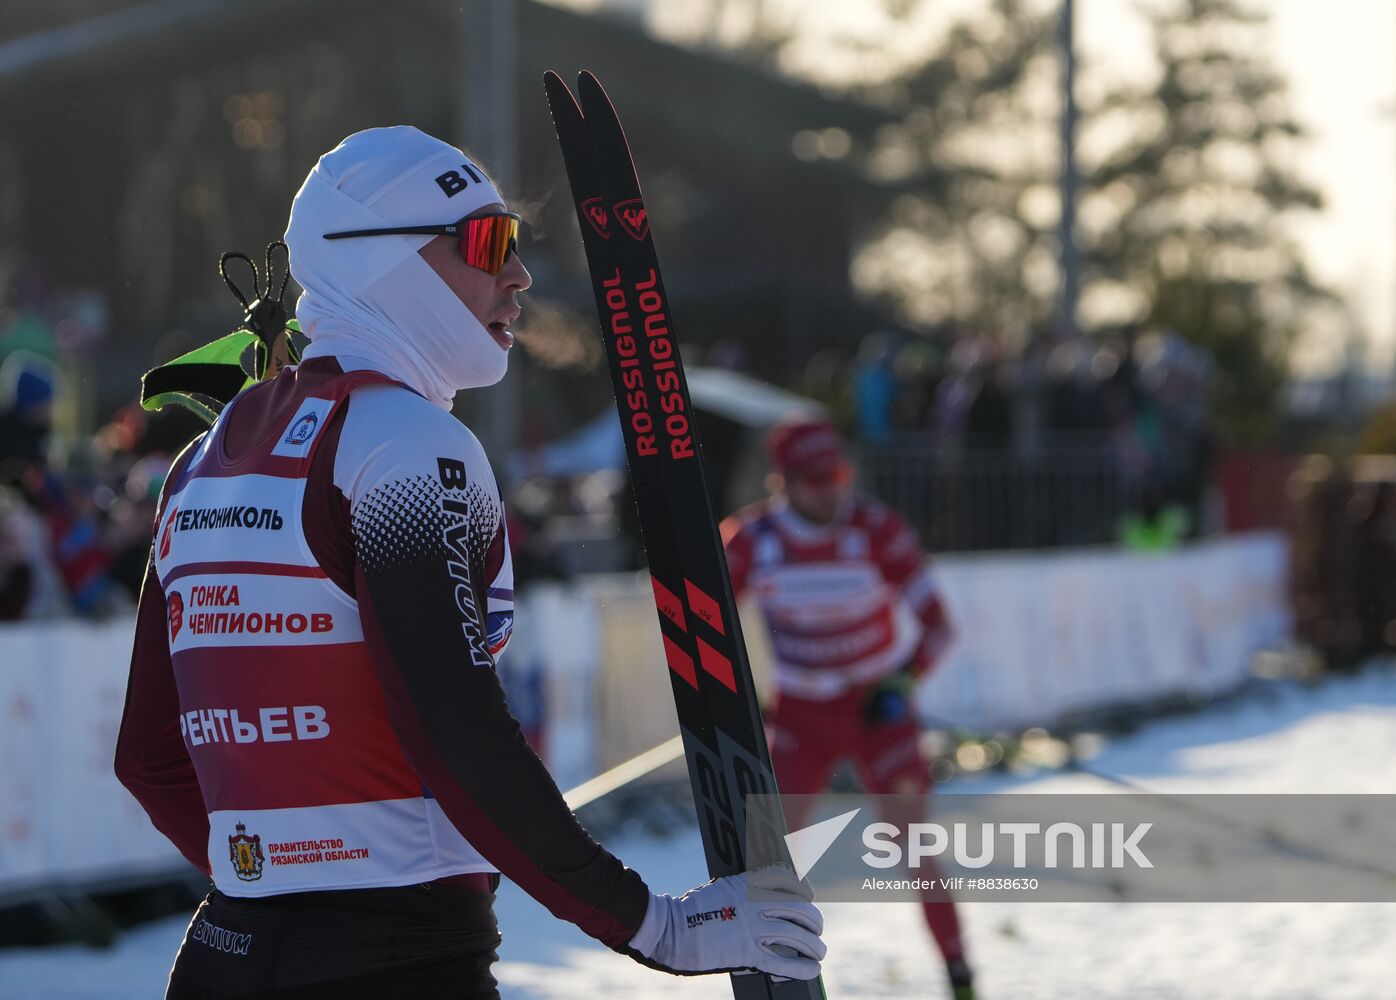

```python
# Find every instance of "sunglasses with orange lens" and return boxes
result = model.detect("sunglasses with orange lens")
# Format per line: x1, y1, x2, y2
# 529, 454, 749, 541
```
323, 212, 521, 275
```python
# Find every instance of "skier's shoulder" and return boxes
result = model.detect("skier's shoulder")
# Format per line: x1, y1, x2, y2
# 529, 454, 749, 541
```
153, 432, 209, 525
337, 383, 494, 499
722, 497, 780, 540
849, 495, 926, 571
342, 382, 486, 459
850, 493, 912, 537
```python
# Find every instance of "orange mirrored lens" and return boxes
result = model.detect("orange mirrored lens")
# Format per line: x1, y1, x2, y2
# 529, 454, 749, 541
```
460, 214, 519, 274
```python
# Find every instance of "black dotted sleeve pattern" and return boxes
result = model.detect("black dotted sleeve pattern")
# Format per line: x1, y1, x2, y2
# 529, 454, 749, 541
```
350, 460, 650, 949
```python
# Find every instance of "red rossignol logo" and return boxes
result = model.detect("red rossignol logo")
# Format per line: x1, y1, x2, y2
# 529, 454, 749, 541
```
168, 590, 184, 640
582, 197, 611, 238
614, 198, 649, 240
159, 505, 179, 559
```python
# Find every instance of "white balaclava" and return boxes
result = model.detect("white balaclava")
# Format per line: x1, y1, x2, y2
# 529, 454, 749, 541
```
284, 126, 510, 409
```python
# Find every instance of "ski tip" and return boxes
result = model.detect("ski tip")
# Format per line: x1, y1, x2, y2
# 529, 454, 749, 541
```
576, 71, 618, 117
543, 72, 582, 119
542, 69, 567, 95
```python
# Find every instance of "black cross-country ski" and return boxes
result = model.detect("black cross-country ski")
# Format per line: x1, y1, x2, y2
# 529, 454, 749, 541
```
544, 71, 828, 1000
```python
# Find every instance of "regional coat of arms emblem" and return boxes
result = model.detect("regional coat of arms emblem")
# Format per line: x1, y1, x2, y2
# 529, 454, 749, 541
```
228, 822, 265, 881
284, 411, 318, 446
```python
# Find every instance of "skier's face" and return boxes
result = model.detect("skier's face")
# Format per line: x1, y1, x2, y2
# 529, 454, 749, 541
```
419, 203, 532, 352
784, 465, 851, 525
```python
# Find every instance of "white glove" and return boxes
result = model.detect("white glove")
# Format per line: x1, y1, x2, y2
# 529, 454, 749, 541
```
626, 865, 825, 980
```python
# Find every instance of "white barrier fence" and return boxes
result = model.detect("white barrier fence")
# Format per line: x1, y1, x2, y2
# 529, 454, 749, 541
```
0, 532, 1288, 897
0, 620, 187, 899
577, 532, 1291, 765
923, 532, 1290, 729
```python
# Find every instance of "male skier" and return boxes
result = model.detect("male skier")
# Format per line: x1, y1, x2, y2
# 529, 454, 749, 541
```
722, 417, 973, 999
115, 126, 823, 998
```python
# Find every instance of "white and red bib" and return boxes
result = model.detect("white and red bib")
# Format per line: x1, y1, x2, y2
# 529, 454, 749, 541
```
155, 364, 507, 895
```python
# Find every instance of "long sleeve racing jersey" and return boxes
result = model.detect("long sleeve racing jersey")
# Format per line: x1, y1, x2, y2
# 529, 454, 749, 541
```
114, 356, 649, 949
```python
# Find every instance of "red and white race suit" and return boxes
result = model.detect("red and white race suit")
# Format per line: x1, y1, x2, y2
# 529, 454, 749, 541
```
721, 494, 953, 702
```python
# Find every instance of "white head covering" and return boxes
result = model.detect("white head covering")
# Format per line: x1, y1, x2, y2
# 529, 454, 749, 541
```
284, 126, 510, 409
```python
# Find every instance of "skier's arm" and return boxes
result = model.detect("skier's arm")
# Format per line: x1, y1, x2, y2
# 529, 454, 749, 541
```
876, 506, 954, 679
344, 399, 649, 950
114, 449, 212, 874
718, 512, 755, 601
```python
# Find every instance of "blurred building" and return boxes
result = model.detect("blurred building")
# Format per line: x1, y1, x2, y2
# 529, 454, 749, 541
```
0, 0, 895, 424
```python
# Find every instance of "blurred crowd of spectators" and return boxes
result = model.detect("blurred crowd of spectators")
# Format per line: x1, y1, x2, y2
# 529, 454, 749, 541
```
501, 324, 1220, 562
849, 326, 1213, 496
830, 325, 1216, 549
0, 309, 196, 622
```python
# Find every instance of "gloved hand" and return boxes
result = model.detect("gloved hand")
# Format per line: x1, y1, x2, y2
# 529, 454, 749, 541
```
862, 667, 916, 725
625, 865, 825, 980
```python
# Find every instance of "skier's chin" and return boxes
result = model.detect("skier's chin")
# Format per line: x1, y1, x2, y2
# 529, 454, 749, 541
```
791, 499, 839, 525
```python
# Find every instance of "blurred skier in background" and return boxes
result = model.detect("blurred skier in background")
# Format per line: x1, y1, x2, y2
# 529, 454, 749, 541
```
722, 416, 974, 1000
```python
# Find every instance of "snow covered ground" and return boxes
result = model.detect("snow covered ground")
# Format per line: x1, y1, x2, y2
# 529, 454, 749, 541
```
3, 667, 1393, 999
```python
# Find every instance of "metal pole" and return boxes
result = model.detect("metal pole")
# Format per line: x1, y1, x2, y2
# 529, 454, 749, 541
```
1058, 0, 1080, 339
457, 0, 520, 462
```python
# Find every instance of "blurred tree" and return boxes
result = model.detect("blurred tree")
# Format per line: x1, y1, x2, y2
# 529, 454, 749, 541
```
648, 0, 797, 65
846, 0, 1336, 445
853, 0, 1060, 342
1083, 0, 1331, 442
637, 0, 1340, 447
646, 0, 1063, 341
